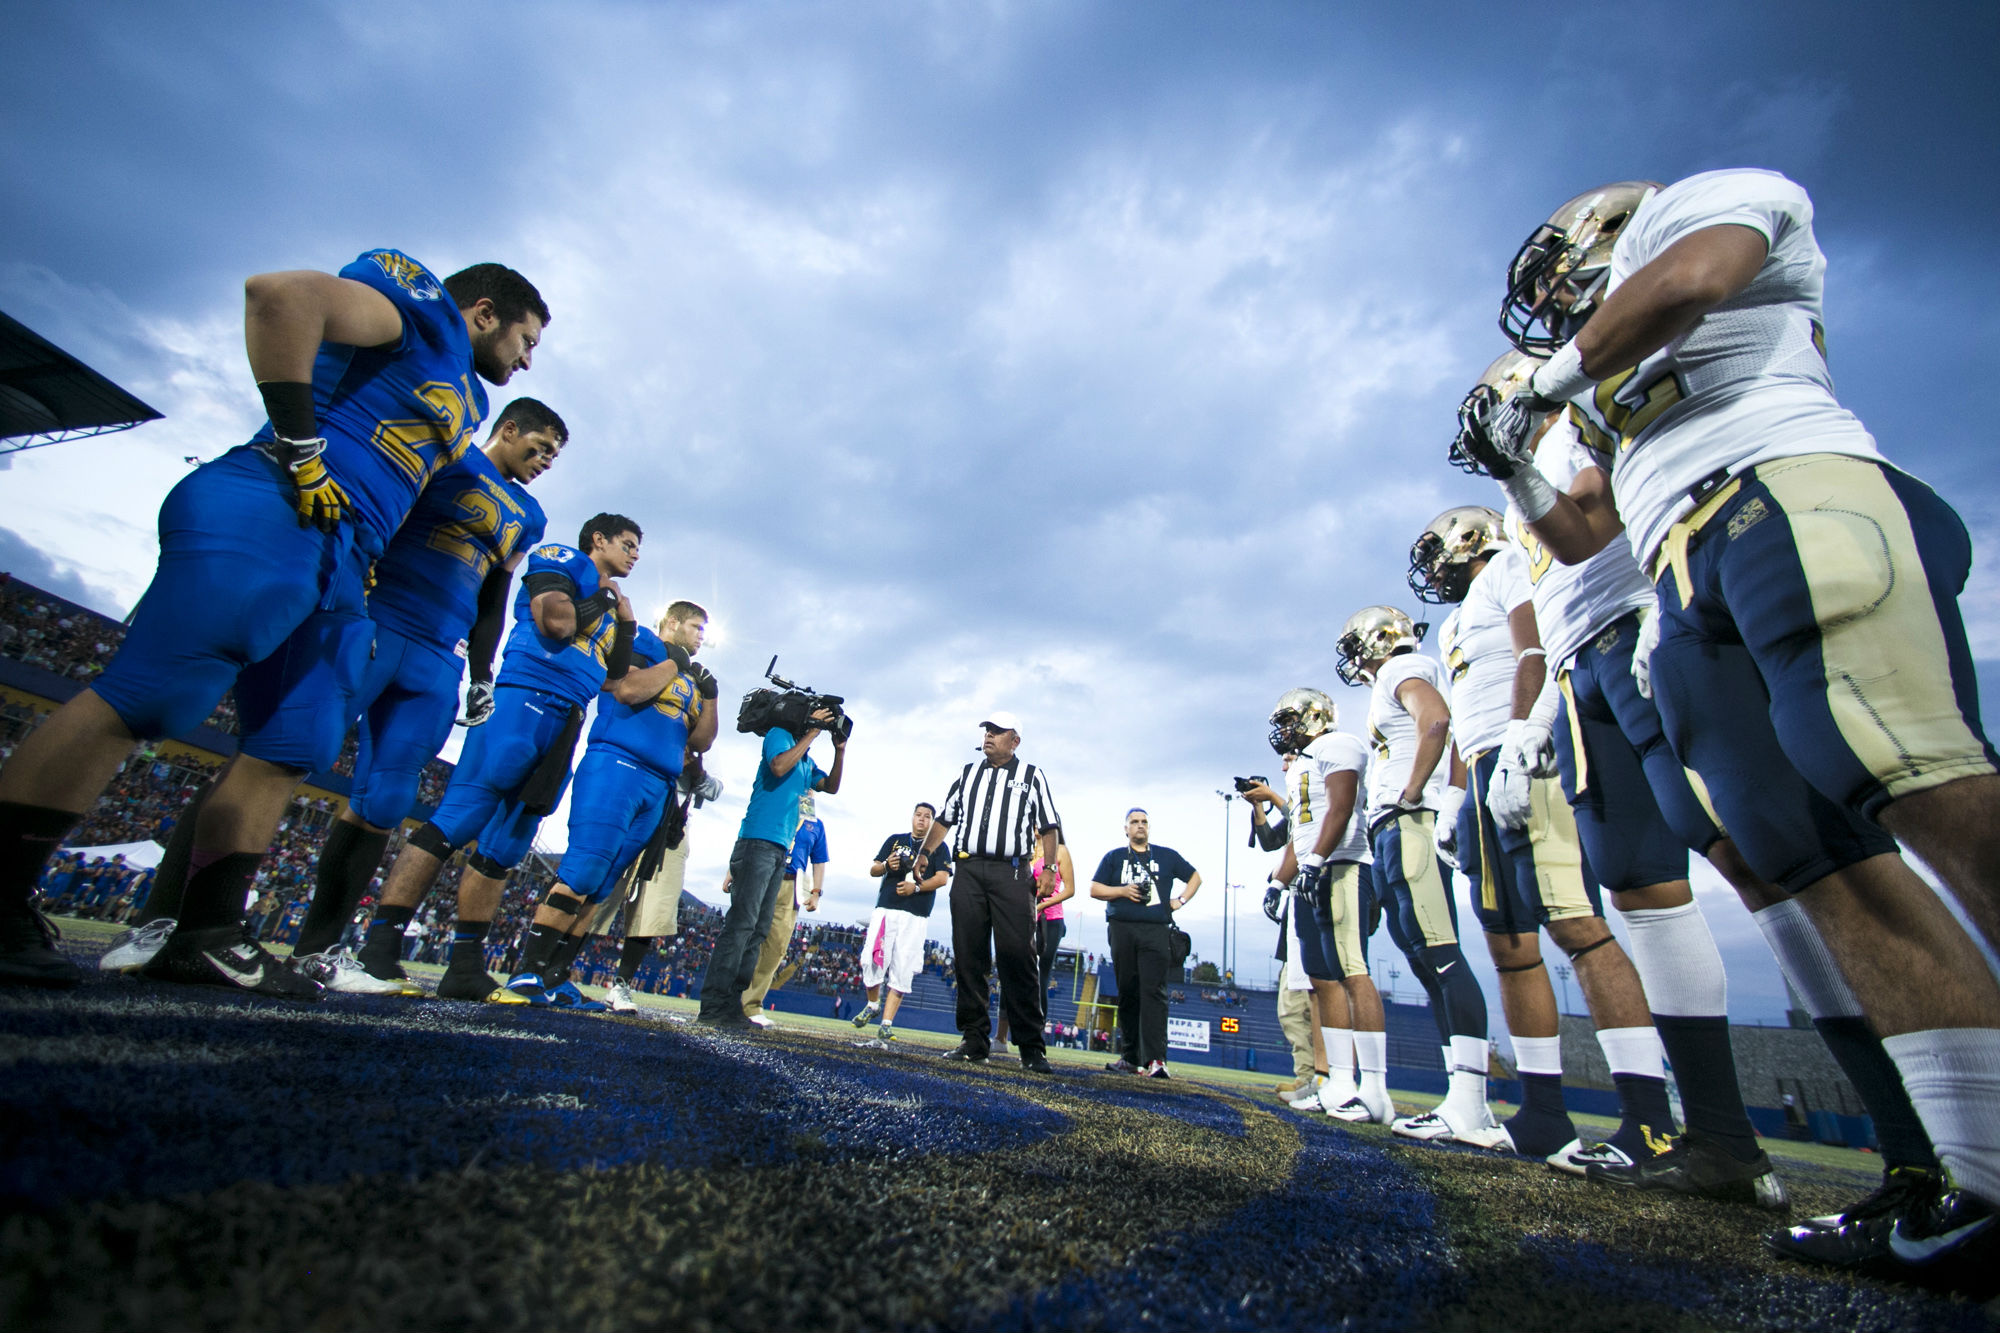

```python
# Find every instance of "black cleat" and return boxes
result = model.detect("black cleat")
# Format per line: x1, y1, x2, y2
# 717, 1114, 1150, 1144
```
0, 898, 83, 988
1884, 1185, 2000, 1300
140, 924, 323, 1000
1764, 1166, 1940, 1272
944, 1041, 989, 1064
1585, 1131, 1788, 1211
1020, 1053, 1053, 1074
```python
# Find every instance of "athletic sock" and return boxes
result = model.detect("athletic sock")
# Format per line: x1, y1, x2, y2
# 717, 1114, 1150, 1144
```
1354, 1030, 1389, 1103
1753, 899, 1937, 1171
618, 935, 655, 982
176, 851, 267, 932
297, 821, 389, 957
1882, 1029, 2000, 1206
515, 923, 566, 978
1621, 900, 1760, 1162
0, 802, 82, 902
548, 931, 588, 985
1596, 1026, 1675, 1156
135, 790, 207, 923
1503, 1034, 1574, 1153
1321, 1027, 1357, 1102
448, 920, 492, 973
1446, 1034, 1491, 1119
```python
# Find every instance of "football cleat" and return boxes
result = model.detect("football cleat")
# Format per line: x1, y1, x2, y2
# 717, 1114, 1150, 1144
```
602, 978, 639, 1013
1143, 1060, 1170, 1079
1334, 607, 1429, 687
1392, 1110, 1455, 1142
1022, 1053, 1055, 1074
1501, 181, 1661, 354
1442, 1104, 1517, 1153
1268, 689, 1339, 757
1329, 1096, 1377, 1123
140, 924, 322, 1000
1548, 1138, 1628, 1177
945, 1042, 990, 1064
1764, 1166, 1939, 1273
98, 918, 177, 972
1407, 506, 1509, 604
546, 980, 608, 1013
438, 967, 529, 1004
1586, 1131, 1788, 1211
503, 972, 554, 1005
1887, 1186, 1997, 1286
298, 949, 406, 995
852, 1000, 881, 1029
1, 898, 84, 988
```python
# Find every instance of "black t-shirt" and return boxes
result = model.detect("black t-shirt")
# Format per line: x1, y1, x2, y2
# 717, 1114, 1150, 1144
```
875, 832, 951, 918
1094, 844, 1196, 924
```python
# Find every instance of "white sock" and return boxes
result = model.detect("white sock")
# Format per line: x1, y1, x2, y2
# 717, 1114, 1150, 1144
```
1595, 1026, 1664, 1080
1355, 1030, 1389, 1102
1447, 1035, 1490, 1113
1512, 1034, 1563, 1077
1750, 898, 1861, 1019
1321, 1027, 1356, 1099
1619, 900, 1726, 1017
1883, 1029, 2000, 1206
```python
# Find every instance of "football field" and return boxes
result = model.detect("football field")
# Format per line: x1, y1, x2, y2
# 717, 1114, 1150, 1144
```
1, 921, 1987, 1332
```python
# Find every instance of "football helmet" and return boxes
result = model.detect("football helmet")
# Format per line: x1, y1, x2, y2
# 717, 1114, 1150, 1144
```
1448, 349, 1546, 476
1334, 607, 1428, 686
1268, 687, 1338, 756
1408, 505, 1508, 605
1500, 181, 1661, 355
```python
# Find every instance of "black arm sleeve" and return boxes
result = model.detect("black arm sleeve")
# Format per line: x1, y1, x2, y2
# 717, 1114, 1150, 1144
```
522, 571, 576, 600
1251, 814, 1290, 852
605, 619, 636, 681
467, 566, 513, 682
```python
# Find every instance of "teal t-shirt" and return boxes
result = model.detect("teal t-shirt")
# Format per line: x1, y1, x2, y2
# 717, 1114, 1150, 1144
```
739, 726, 822, 849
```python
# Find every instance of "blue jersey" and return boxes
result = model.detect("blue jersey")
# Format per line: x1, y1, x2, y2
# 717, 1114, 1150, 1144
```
495, 543, 617, 706
368, 448, 547, 652
584, 625, 701, 777
250, 249, 487, 559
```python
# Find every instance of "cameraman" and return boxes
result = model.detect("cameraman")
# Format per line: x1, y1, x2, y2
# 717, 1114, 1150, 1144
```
695, 706, 845, 1027
1239, 775, 1290, 852
1090, 809, 1201, 1078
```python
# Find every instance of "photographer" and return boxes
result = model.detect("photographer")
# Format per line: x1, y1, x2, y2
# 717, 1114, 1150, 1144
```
695, 705, 845, 1027
854, 801, 951, 1041
1091, 809, 1201, 1079
1237, 775, 1290, 853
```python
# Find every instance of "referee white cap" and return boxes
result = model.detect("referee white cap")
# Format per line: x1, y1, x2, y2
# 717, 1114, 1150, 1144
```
980, 710, 1021, 734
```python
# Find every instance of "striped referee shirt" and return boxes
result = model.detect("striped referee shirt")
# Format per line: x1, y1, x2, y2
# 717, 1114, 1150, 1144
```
936, 757, 1061, 859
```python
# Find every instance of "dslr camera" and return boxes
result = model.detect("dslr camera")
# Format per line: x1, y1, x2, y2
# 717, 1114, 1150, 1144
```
1233, 775, 1270, 795
735, 655, 855, 743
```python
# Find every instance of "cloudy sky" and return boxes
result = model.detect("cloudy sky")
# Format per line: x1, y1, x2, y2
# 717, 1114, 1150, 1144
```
5, 0, 1997, 1024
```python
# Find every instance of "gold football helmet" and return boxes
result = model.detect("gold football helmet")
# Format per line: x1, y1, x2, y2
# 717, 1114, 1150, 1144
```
1408, 505, 1509, 605
1501, 181, 1661, 354
1448, 349, 1548, 475
1268, 687, 1338, 756
1334, 606, 1428, 686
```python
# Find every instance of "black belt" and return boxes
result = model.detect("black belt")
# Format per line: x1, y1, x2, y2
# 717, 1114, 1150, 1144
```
959, 852, 1027, 868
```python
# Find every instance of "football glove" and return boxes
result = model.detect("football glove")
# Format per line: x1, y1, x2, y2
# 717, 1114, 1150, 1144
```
457, 679, 496, 727
1262, 883, 1285, 924
1500, 717, 1557, 780
689, 662, 719, 699
1632, 598, 1661, 700
1291, 855, 1327, 897
1487, 749, 1534, 831
1434, 785, 1467, 869
264, 436, 350, 533
1454, 384, 1545, 481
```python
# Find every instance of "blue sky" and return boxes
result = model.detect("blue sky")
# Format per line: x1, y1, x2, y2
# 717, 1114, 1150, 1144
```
4, 0, 1996, 1025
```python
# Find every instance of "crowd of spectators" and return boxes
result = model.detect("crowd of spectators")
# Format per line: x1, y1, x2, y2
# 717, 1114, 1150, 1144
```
37, 851, 155, 922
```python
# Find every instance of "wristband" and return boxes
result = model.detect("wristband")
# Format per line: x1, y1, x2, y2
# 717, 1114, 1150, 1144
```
1500, 467, 1559, 522
1299, 852, 1326, 870
1530, 341, 1595, 405
1516, 647, 1545, 659
258, 381, 318, 441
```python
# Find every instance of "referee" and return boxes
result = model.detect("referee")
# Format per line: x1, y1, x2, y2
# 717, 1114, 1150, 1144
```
916, 710, 1060, 1073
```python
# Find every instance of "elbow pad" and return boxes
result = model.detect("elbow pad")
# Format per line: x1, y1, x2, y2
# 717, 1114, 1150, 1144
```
605, 619, 636, 681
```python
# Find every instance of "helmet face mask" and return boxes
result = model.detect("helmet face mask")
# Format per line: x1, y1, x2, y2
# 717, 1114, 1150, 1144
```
1499, 181, 1660, 355
1335, 607, 1428, 686
1449, 348, 1546, 475
1268, 688, 1337, 755
1408, 505, 1507, 605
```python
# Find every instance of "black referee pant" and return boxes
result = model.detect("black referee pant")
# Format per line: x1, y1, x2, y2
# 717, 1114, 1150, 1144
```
950, 856, 1044, 1059
1108, 919, 1171, 1067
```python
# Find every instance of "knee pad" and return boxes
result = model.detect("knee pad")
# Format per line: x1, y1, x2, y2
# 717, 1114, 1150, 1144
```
545, 889, 589, 917
406, 822, 456, 860
466, 850, 513, 879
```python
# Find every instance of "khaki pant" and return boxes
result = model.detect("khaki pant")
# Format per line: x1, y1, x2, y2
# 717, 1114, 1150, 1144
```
741, 877, 799, 1016
595, 836, 688, 939
1277, 959, 1315, 1080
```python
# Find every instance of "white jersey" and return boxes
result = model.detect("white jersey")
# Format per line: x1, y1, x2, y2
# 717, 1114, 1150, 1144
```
1564, 169, 1881, 568
1288, 730, 1372, 864
1439, 547, 1530, 757
1510, 416, 1655, 668
1365, 652, 1451, 819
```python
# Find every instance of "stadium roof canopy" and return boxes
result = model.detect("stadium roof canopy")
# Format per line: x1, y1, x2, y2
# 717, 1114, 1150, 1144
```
0, 309, 162, 457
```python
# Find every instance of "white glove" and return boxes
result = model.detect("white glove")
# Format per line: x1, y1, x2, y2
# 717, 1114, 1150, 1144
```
1487, 748, 1534, 831
456, 679, 496, 727
1501, 717, 1556, 781
1433, 785, 1466, 869
1632, 598, 1661, 700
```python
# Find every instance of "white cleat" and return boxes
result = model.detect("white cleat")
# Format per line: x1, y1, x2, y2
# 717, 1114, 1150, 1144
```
603, 978, 639, 1014
1329, 1096, 1377, 1123
747, 1013, 775, 1028
1392, 1110, 1455, 1141
1548, 1138, 1632, 1177
99, 918, 176, 971
1442, 1104, 1518, 1153
308, 949, 408, 995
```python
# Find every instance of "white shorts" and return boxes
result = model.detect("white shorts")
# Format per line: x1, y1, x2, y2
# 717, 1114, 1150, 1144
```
860, 906, 927, 994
